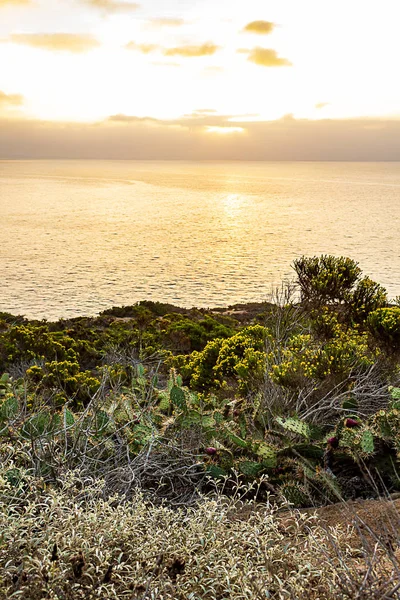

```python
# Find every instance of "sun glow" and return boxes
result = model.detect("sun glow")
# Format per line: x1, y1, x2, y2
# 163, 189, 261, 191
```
205, 126, 245, 135
1, 0, 400, 156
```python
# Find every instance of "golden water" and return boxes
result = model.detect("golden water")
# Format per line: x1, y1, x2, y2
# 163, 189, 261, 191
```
1, 160, 399, 320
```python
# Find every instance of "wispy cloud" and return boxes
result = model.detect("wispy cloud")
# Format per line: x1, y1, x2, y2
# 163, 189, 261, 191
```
192, 109, 218, 114
9, 33, 101, 53
85, 0, 140, 13
164, 43, 219, 57
125, 41, 219, 58
148, 18, 185, 28
0, 0, 30, 6
315, 102, 329, 109
241, 47, 292, 67
125, 41, 159, 54
109, 111, 250, 130
0, 90, 23, 106
108, 114, 159, 123
243, 21, 275, 35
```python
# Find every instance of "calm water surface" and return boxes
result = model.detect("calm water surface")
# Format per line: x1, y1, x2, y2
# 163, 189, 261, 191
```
1, 160, 399, 320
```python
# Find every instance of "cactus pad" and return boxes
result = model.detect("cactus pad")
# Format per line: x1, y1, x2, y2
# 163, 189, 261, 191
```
170, 386, 187, 411
279, 482, 310, 507
276, 416, 310, 439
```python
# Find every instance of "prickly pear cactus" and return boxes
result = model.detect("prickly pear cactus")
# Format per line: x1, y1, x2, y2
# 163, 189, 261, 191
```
289, 442, 324, 460
20, 410, 58, 439
0, 395, 18, 423
213, 410, 224, 425
223, 428, 249, 449
238, 461, 266, 477
339, 425, 375, 458
389, 387, 400, 409
276, 416, 310, 439
170, 385, 187, 411
255, 442, 278, 467
371, 410, 393, 438
279, 481, 310, 507
360, 430, 375, 454
0, 373, 10, 398
206, 464, 227, 479
158, 391, 171, 413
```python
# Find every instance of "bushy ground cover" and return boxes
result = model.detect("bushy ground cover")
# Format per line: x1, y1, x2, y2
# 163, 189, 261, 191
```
2, 469, 400, 599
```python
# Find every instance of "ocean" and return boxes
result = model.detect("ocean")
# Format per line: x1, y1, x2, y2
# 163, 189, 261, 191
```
1, 160, 399, 320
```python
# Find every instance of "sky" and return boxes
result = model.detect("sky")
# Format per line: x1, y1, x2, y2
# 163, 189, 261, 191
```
1, 0, 400, 159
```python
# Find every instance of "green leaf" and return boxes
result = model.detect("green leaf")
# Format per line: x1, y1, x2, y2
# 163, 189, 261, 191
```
206, 465, 227, 479
213, 410, 224, 425
343, 397, 358, 411
200, 414, 216, 429
64, 408, 75, 427
136, 364, 145, 378
96, 410, 109, 433
361, 430, 375, 454
5, 468, 23, 488
276, 416, 310, 439
0, 373, 10, 385
0, 396, 18, 422
158, 392, 170, 412
21, 411, 53, 438
256, 443, 277, 467
180, 409, 201, 428
170, 386, 187, 411
224, 429, 249, 449
132, 424, 153, 445
291, 443, 324, 460
239, 461, 265, 477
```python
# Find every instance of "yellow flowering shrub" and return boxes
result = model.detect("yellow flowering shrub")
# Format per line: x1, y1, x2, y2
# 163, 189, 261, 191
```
271, 328, 374, 388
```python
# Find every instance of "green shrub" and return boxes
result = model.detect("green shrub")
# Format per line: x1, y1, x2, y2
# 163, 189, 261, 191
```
26, 360, 100, 406
368, 307, 400, 351
293, 255, 387, 322
351, 276, 387, 322
293, 255, 362, 306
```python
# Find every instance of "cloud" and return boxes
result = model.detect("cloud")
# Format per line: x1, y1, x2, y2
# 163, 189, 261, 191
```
107, 112, 246, 130
243, 21, 275, 35
108, 114, 159, 123
0, 90, 23, 106
315, 102, 329, 109
125, 41, 219, 58
9, 33, 101, 53
125, 41, 159, 54
192, 109, 218, 114
164, 43, 219, 57
1, 115, 400, 160
243, 47, 292, 67
85, 0, 139, 13
148, 18, 185, 27
0, 0, 30, 6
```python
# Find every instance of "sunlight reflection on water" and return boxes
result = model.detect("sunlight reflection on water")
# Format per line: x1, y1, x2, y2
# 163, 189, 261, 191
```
1, 160, 399, 320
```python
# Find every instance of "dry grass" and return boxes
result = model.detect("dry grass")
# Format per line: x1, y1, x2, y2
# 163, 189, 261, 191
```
1, 470, 400, 599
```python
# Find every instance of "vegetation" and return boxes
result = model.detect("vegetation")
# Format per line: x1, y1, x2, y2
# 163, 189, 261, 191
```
2, 469, 400, 599
2, 255, 400, 597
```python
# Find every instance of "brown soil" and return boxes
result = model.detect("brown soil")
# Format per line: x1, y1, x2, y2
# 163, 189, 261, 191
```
304, 495, 400, 532
231, 495, 400, 548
